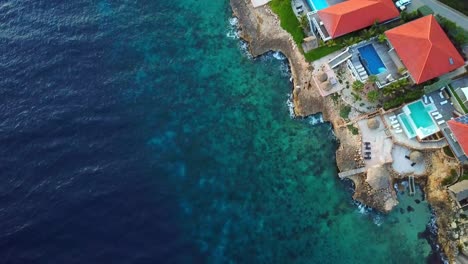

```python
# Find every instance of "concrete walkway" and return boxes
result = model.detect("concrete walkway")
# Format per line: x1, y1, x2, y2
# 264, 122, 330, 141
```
407, 0, 468, 31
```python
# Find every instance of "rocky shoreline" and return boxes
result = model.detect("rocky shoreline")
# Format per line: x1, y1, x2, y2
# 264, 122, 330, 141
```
230, 0, 384, 212
229, 0, 462, 261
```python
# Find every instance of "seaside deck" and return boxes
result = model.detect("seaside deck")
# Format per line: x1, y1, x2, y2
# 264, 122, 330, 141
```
338, 167, 366, 179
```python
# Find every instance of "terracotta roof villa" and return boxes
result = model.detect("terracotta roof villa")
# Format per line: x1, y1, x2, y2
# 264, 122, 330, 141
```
311, 0, 399, 41
385, 15, 465, 84
447, 114, 468, 163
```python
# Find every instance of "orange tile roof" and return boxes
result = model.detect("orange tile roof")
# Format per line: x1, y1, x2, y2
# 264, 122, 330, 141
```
318, 0, 399, 38
448, 115, 468, 157
385, 15, 464, 84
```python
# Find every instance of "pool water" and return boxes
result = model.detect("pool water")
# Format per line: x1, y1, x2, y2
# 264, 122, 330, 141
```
398, 114, 416, 139
307, 0, 329, 11
408, 101, 436, 128
358, 44, 387, 75
400, 100, 438, 139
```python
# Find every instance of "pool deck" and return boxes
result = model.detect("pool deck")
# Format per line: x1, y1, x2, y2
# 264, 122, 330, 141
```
382, 112, 448, 150
357, 116, 393, 169
349, 40, 400, 85
391, 145, 426, 175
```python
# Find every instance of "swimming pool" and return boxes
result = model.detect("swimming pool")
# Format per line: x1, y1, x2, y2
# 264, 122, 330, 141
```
358, 44, 387, 75
399, 100, 439, 139
398, 114, 416, 139
307, 0, 329, 11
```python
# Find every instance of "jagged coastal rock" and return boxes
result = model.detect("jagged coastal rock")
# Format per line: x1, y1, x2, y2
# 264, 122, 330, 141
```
230, 0, 462, 260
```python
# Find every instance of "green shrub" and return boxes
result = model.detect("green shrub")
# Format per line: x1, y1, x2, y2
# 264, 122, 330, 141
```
331, 93, 340, 104
436, 0, 468, 16
442, 173, 456, 185
417, 5, 434, 16
400, 10, 422, 23
340, 105, 351, 119
383, 86, 423, 110
443, 146, 455, 157
347, 124, 359, 135
352, 81, 364, 92
270, 0, 305, 45
460, 173, 468, 182
436, 15, 468, 46
367, 90, 379, 103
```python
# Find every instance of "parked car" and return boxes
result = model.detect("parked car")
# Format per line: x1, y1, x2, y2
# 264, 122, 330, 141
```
396, 0, 411, 8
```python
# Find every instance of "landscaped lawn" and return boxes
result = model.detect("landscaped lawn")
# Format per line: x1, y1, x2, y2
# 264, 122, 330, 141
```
270, 0, 305, 45
304, 45, 344, 62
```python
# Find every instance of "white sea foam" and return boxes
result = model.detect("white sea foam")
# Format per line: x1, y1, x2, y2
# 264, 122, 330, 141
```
307, 114, 324, 126
278, 61, 290, 77
226, 17, 239, 39
272, 51, 286, 60
238, 41, 253, 59
286, 93, 295, 119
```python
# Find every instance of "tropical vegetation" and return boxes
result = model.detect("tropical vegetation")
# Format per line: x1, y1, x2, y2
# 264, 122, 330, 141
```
437, 0, 468, 16
270, 0, 305, 45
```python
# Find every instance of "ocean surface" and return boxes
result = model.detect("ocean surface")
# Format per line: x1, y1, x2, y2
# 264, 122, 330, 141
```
0, 0, 441, 263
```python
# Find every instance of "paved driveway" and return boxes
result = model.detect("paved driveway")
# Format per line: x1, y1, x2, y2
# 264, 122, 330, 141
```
406, 0, 468, 31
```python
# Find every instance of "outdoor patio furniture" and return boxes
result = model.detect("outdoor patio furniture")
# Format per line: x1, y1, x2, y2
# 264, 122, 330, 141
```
365, 152, 371, 155
392, 123, 400, 129
395, 129, 402, 133
440, 100, 448, 105
364, 142, 370, 145
429, 96, 434, 104
405, 155, 410, 159
439, 92, 444, 99
423, 95, 428, 104
431, 111, 439, 116
434, 114, 443, 119
438, 120, 445, 125
365, 146, 371, 150
391, 119, 399, 125
411, 162, 416, 167
364, 156, 371, 160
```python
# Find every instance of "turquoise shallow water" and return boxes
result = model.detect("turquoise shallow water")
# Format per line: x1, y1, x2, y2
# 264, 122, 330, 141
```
0, 0, 440, 262
134, 1, 437, 262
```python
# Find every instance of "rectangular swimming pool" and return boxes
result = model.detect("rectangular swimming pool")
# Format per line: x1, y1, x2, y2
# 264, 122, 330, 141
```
398, 114, 416, 139
400, 100, 439, 139
358, 44, 387, 75
307, 0, 329, 11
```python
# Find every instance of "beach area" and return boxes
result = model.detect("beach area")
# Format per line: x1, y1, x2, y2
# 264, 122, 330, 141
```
229, 0, 466, 261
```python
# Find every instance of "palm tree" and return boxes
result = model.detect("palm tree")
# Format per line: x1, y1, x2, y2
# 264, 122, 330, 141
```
299, 15, 310, 32
377, 34, 386, 44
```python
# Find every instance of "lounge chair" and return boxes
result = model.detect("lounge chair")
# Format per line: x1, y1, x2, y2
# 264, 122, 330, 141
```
391, 119, 399, 125
440, 100, 448, 105
429, 96, 434, 104
365, 146, 371, 150
392, 124, 400, 129
411, 162, 416, 167
395, 129, 402, 133
439, 92, 444, 99
364, 156, 371, 160
438, 120, 445, 125
434, 114, 443, 120
431, 111, 438, 116
405, 155, 410, 159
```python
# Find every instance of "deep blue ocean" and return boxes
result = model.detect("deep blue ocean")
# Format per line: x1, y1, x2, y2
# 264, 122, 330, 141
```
0, 0, 441, 263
